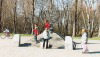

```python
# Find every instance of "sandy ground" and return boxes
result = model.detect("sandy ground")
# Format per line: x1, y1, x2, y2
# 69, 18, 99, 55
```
0, 34, 100, 57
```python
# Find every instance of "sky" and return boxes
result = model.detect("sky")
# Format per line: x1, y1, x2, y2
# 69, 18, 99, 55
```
16, 0, 98, 16
84, 0, 97, 10
54, 0, 73, 10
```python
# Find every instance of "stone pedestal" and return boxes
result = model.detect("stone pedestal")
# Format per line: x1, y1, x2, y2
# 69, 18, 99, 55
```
13, 34, 21, 47
65, 36, 73, 50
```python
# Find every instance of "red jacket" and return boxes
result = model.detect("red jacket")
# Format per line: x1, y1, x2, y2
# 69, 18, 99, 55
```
33, 29, 39, 36
44, 22, 50, 30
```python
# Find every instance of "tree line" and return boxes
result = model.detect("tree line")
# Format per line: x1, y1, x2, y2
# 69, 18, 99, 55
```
0, 0, 100, 38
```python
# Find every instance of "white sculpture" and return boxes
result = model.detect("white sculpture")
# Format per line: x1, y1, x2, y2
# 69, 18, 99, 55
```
65, 36, 73, 50
13, 34, 21, 46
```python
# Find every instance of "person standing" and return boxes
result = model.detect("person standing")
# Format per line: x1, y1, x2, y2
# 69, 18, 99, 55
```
3, 28, 10, 37
44, 19, 51, 38
44, 19, 50, 29
42, 28, 49, 49
81, 29, 88, 53
33, 24, 39, 44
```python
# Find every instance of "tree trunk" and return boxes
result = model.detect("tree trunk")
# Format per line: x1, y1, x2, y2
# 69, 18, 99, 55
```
13, 0, 17, 33
98, 24, 100, 37
31, 0, 34, 34
0, 0, 3, 32
72, 0, 78, 37
23, 2, 27, 33
85, 0, 91, 38
72, 22, 75, 36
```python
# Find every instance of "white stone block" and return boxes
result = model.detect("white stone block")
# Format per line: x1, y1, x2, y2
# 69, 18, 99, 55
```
13, 34, 20, 47
65, 36, 73, 50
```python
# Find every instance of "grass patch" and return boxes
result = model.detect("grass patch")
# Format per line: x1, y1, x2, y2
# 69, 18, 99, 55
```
88, 37, 100, 40
20, 34, 33, 36
0, 33, 33, 36
73, 37, 100, 40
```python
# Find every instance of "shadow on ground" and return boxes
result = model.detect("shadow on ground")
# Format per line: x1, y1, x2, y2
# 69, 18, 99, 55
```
57, 46, 65, 49
88, 51, 100, 54
19, 43, 31, 47
75, 48, 82, 50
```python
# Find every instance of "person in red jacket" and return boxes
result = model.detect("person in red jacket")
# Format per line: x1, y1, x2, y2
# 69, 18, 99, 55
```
44, 20, 50, 30
33, 24, 39, 44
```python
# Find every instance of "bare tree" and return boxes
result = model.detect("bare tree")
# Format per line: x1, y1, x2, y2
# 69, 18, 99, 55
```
31, 0, 35, 34
97, 0, 100, 37
0, 0, 99, 38
13, 0, 17, 33
0, 0, 3, 32
72, 0, 78, 36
